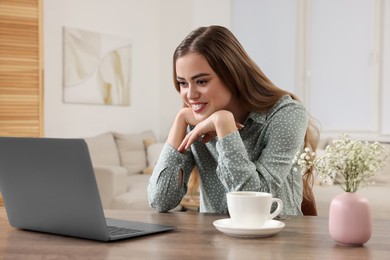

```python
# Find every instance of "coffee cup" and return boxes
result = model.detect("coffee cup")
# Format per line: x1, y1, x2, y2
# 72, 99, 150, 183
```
226, 191, 283, 228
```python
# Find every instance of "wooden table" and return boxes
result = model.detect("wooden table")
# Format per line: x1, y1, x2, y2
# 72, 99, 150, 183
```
0, 208, 389, 259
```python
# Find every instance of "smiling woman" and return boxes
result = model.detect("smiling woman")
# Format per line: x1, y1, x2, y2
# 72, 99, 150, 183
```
147, 25, 319, 216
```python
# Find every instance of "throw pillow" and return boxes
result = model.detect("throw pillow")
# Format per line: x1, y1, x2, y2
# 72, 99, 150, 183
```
114, 132, 147, 175
85, 132, 121, 166
146, 142, 164, 167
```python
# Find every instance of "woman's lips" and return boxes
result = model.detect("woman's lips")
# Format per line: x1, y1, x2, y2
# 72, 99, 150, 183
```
191, 103, 206, 112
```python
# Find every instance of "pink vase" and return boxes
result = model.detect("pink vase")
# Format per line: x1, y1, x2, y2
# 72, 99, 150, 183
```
328, 192, 372, 246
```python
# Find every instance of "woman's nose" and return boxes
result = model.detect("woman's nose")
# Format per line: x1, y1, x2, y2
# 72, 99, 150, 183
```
187, 85, 200, 99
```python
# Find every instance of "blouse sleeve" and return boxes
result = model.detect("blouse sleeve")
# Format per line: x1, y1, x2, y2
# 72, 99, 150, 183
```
216, 132, 266, 191
216, 102, 308, 195
147, 142, 195, 212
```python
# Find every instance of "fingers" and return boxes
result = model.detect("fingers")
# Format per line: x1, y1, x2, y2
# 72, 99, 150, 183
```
178, 132, 196, 152
178, 121, 244, 153
178, 124, 210, 152
236, 122, 244, 130
177, 136, 188, 153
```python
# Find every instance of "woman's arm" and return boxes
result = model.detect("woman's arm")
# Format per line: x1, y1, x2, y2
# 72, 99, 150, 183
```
147, 143, 194, 212
148, 108, 247, 212
147, 108, 195, 212
178, 110, 241, 152
166, 108, 190, 149
216, 102, 308, 195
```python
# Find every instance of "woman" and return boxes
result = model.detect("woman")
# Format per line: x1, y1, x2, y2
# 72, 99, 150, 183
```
147, 25, 319, 216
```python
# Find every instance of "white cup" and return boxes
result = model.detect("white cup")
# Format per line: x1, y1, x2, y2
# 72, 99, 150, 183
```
226, 191, 283, 228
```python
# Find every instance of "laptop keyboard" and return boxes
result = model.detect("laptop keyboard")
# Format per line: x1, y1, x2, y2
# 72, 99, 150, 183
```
107, 226, 144, 236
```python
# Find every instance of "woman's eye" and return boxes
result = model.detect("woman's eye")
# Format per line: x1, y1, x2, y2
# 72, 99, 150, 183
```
196, 79, 207, 85
177, 81, 187, 88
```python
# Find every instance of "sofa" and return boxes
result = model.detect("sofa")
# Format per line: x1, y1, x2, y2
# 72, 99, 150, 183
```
84, 130, 164, 210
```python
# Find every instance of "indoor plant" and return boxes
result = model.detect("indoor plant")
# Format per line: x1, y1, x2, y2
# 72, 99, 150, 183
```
293, 134, 388, 246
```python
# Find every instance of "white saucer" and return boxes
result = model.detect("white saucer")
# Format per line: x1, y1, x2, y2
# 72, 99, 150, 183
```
213, 218, 285, 238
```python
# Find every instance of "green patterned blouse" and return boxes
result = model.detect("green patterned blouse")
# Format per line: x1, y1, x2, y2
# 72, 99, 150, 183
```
148, 95, 308, 216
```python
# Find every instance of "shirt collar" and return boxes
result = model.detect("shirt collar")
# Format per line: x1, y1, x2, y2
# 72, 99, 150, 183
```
242, 95, 292, 127
244, 111, 266, 126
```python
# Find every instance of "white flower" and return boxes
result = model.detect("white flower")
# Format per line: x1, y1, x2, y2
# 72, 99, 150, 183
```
293, 134, 389, 192
293, 146, 316, 176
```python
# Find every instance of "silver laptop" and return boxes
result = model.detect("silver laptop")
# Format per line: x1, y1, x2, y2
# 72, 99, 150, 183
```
0, 137, 174, 241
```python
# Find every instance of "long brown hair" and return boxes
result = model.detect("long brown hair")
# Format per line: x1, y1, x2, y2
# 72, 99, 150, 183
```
173, 25, 319, 211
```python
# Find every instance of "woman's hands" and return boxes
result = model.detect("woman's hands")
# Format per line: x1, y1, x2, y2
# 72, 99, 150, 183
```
167, 108, 243, 153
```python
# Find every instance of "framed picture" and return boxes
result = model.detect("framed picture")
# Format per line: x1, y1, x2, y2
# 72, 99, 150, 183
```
63, 27, 131, 106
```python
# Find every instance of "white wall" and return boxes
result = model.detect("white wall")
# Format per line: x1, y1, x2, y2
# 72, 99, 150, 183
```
232, 0, 390, 140
44, 0, 160, 138
44, 0, 231, 140
232, 0, 297, 94
308, 0, 376, 133
382, 0, 390, 134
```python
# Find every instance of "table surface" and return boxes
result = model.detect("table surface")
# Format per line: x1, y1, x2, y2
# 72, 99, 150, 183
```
0, 208, 389, 259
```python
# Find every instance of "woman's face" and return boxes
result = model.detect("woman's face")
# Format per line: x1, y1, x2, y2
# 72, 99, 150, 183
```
176, 53, 239, 121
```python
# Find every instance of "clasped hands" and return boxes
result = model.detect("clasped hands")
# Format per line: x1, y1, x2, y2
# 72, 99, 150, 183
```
177, 108, 244, 153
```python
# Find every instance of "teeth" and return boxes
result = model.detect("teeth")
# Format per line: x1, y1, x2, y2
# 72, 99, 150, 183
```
192, 104, 204, 111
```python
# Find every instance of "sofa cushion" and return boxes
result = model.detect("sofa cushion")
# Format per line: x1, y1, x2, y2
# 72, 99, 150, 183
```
111, 174, 152, 210
114, 130, 156, 175
146, 142, 164, 167
142, 142, 165, 174
85, 132, 120, 166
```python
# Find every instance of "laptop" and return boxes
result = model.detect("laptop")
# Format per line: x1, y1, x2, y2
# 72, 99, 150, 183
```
0, 136, 174, 241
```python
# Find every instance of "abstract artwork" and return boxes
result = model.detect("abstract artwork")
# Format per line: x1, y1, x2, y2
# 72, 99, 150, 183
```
63, 27, 131, 106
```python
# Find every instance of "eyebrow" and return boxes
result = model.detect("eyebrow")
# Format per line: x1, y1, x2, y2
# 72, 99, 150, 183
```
177, 73, 211, 81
